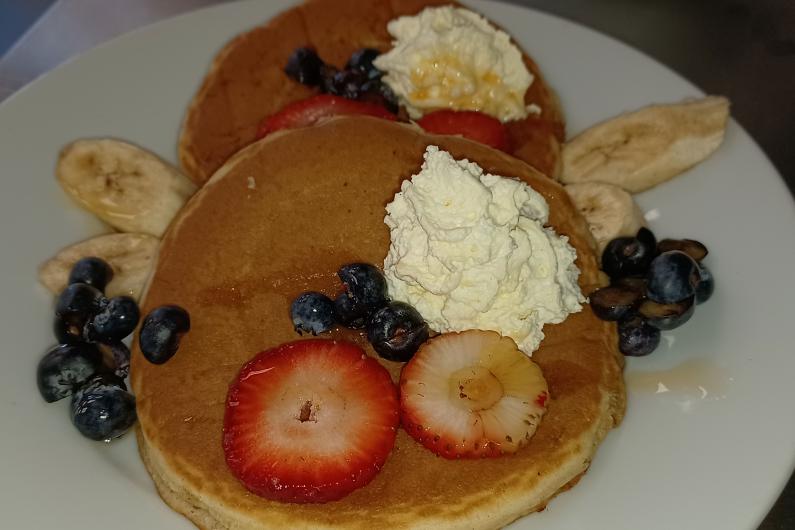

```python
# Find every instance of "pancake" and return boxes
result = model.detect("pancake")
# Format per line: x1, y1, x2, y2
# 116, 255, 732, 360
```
133, 117, 624, 529
178, 0, 565, 186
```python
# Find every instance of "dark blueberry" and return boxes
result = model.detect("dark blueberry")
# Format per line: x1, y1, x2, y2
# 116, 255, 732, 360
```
85, 296, 140, 343
638, 296, 695, 330
55, 283, 105, 328
601, 230, 656, 279
589, 286, 642, 321
366, 301, 429, 362
68, 256, 114, 292
618, 317, 661, 357
657, 238, 708, 262
646, 250, 701, 303
71, 373, 136, 441
37, 343, 102, 402
359, 79, 399, 114
695, 263, 715, 304
333, 263, 389, 328
139, 305, 191, 364
320, 64, 341, 94
290, 291, 335, 335
345, 48, 383, 79
98, 342, 131, 378
326, 68, 369, 100
284, 47, 324, 87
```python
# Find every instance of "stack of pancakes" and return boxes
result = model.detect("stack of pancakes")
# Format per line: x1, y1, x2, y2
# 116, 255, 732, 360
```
132, 1, 626, 528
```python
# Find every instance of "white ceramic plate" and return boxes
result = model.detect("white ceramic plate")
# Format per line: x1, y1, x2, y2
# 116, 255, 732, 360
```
1, 1, 794, 528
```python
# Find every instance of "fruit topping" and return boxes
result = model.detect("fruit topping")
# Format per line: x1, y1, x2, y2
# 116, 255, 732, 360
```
68, 256, 114, 292
55, 283, 105, 335
588, 286, 642, 321
223, 340, 399, 503
366, 301, 429, 362
601, 227, 656, 279
417, 110, 509, 151
618, 316, 661, 357
85, 295, 140, 343
71, 373, 136, 441
139, 305, 191, 364
695, 263, 714, 304
255, 94, 396, 140
638, 296, 695, 330
37, 343, 103, 403
399, 330, 548, 459
284, 47, 324, 87
290, 291, 335, 335
99, 341, 131, 379
345, 48, 382, 79
646, 250, 700, 303
657, 238, 708, 262
333, 263, 389, 329
322, 66, 369, 100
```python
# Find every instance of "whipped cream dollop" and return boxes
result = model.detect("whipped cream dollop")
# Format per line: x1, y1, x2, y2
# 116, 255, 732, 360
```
383, 146, 584, 354
373, 6, 533, 122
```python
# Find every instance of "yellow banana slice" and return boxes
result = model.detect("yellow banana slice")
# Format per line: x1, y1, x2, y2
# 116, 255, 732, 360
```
561, 96, 730, 193
565, 181, 646, 255
38, 233, 158, 300
57, 139, 196, 236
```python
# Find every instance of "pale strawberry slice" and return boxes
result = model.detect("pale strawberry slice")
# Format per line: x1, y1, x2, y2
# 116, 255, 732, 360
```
399, 330, 548, 459
223, 339, 399, 503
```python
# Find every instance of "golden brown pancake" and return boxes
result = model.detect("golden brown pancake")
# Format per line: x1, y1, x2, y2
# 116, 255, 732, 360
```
132, 117, 624, 529
178, 0, 565, 186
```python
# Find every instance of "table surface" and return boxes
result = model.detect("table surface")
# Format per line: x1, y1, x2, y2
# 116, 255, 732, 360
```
1, 1, 793, 529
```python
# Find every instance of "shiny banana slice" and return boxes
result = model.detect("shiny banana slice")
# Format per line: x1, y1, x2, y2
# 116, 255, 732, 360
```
561, 96, 730, 193
57, 139, 196, 237
38, 233, 158, 300
565, 181, 646, 255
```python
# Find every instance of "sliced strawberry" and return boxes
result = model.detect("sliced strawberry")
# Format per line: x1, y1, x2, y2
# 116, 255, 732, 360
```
416, 110, 510, 151
255, 94, 397, 139
223, 339, 399, 503
399, 330, 548, 459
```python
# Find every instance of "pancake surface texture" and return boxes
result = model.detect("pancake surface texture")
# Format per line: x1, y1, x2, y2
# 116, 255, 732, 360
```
178, 0, 565, 185
133, 117, 624, 529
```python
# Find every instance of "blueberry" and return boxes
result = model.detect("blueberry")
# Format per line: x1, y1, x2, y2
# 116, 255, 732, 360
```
55, 283, 105, 333
646, 250, 701, 303
325, 68, 369, 100
359, 79, 399, 113
333, 263, 389, 328
618, 317, 661, 357
71, 373, 136, 441
638, 296, 695, 330
695, 263, 715, 304
37, 343, 102, 402
85, 296, 140, 343
290, 291, 335, 335
139, 305, 191, 364
320, 64, 341, 94
68, 257, 114, 292
589, 286, 642, 321
601, 228, 657, 279
610, 275, 647, 297
657, 238, 708, 262
345, 48, 383, 79
366, 301, 429, 362
284, 47, 324, 87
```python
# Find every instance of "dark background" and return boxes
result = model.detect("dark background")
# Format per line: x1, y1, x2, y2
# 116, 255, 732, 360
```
1, 1, 793, 528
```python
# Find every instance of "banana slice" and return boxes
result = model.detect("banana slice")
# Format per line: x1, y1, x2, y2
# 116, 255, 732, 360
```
57, 139, 196, 237
561, 96, 730, 193
565, 181, 646, 255
38, 233, 158, 300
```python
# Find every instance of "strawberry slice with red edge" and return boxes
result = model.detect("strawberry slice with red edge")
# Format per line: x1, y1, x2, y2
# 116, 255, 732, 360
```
399, 330, 548, 459
416, 110, 510, 151
256, 94, 397, 139
223, 339, 399, 503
